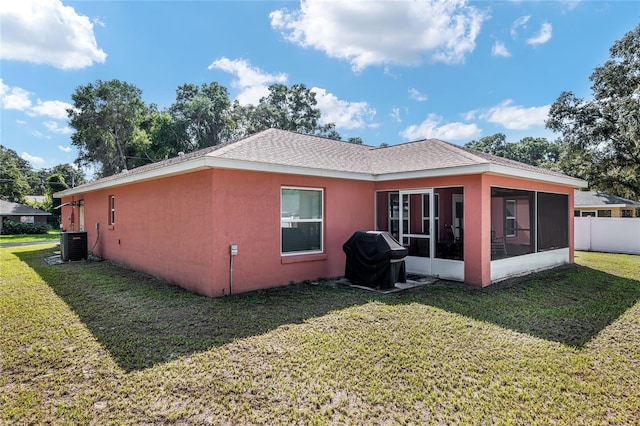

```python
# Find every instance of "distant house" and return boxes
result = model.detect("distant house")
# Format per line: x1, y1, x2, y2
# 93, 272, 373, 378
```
0, 199, 51, 233
54, 129, 586, 297
24, 195, 47, 204
574, 190, 640, 218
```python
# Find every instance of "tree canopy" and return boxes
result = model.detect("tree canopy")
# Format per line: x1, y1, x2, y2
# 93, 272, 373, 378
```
68, 81, 344, 177
68, 79, 152, 177
546, 23, 640, 200
465, 134, 561, 169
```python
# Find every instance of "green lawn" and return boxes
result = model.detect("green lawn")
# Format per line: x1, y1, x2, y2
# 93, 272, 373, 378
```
0, 230, 60, 243
1, 246, 639, 424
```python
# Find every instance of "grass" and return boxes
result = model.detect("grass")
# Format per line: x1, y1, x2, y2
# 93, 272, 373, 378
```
0, 230, 60, 243
1, 246, 640, 424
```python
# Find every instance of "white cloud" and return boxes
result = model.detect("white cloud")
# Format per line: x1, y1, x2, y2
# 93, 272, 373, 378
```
390, 107, 402, 123
492, 41, 511, 57
1, 79, 73, 119
527, 22, 552, 46
270, 0, 487, 71
510, 15, 530, 38
401, 114, 481, 141
21, 152, 45, 165
208, 57, 287, 105
0, 79, 32, 110
58, 145, 72, 153
311, 87, 376, 130
408, 88, 428, 102
0, 0, 106, 69
44, 120, 72, 134
477, 99, 550, 129
16, 119, 27, 125
30, 100, 73, 120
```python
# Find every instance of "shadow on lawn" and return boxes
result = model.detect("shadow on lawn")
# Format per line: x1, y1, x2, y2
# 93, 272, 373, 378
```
389, 264, 640, 348
17, 247, 640, 371
17, 247, 373, 372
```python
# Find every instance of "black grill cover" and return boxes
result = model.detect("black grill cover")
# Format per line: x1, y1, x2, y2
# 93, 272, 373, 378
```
343, 231, 408, 289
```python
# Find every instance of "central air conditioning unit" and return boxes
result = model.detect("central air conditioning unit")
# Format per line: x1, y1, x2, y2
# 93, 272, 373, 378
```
61, 231, 88, 261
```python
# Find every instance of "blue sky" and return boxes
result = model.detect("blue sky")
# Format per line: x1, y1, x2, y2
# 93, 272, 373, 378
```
1, 0, 638, 173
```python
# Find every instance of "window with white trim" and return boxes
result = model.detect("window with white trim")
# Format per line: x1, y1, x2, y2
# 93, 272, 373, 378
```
281, 187, 323, 254
505, 199, 516, 237
109, 195, 115, 225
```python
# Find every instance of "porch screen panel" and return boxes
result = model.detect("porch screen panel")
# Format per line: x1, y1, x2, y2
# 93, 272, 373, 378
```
537, 192, 569, 251
490, 187, 534, 260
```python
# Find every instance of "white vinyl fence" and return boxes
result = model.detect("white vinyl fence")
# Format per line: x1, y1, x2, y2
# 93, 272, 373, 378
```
574, 217, 640, 255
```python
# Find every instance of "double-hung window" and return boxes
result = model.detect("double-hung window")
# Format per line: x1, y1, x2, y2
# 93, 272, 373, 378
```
109, 196, 115, 225
281, 187, 323, 254
505, 199, 516, 237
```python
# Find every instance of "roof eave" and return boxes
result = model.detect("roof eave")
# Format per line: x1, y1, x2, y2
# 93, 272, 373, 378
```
575, 204, 638, 209
54, 157, 212, 198
486, 164, 588, 188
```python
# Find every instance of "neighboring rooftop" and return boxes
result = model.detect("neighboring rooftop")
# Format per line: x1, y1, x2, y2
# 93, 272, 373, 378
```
0, 199, 51, 216
55, 128, 586, 197
574, 190, 640, 207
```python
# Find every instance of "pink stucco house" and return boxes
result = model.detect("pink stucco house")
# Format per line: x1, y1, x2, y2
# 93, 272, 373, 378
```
55, 129, 586, 297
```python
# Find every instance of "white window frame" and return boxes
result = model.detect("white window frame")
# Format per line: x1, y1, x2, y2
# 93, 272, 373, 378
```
280, 187, 324, 255
505, 199, 516, 237
109, 195, 115, 225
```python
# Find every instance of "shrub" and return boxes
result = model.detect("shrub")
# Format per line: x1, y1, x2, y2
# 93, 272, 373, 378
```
2, 220, 49, 235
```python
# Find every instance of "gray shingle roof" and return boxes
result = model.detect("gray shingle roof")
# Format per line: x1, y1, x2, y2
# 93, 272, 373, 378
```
0, 200, 51, 216
56, 128, 583, 196
574, 190, 640, 207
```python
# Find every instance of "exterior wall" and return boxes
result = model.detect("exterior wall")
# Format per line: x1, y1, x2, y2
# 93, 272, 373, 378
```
61, 169, 374, 297
59, 168, 577, 296
61, 170, 218, 296
2, 215, 48, 224
1, 215, 49, 232
208, 169, 373, 294
574, 207, 640, 218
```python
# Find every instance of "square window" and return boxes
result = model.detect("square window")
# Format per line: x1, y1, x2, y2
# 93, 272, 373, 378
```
281, 188, 323, 254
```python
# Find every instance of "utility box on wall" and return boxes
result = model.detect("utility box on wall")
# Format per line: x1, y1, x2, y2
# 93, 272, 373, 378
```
61, 231, 88, 261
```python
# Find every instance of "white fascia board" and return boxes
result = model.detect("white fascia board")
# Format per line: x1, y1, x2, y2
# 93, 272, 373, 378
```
373, 164, 491, 181
575, 204, 634, 209
54, 157, 211, 198
486, 164, 588, 188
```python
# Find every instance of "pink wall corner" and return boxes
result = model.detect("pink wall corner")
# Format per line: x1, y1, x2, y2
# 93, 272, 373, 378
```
462, 175, 491, 287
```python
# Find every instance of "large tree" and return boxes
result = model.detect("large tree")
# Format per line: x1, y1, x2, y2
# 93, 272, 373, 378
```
68, 80, 151, 177
239, 84, 341, 140
546, 24, 640, 200
465, 134, 561, 168
168, 82, 232, 151
0, 145, 31, 202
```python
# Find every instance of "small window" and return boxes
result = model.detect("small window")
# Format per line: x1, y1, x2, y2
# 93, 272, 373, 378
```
281, 187, 323, 254
574, 210, 580, 217
597, 210, 611, 218
505, 200, 516, 237
109, 195, 115, 225
622, 209, 633, 218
